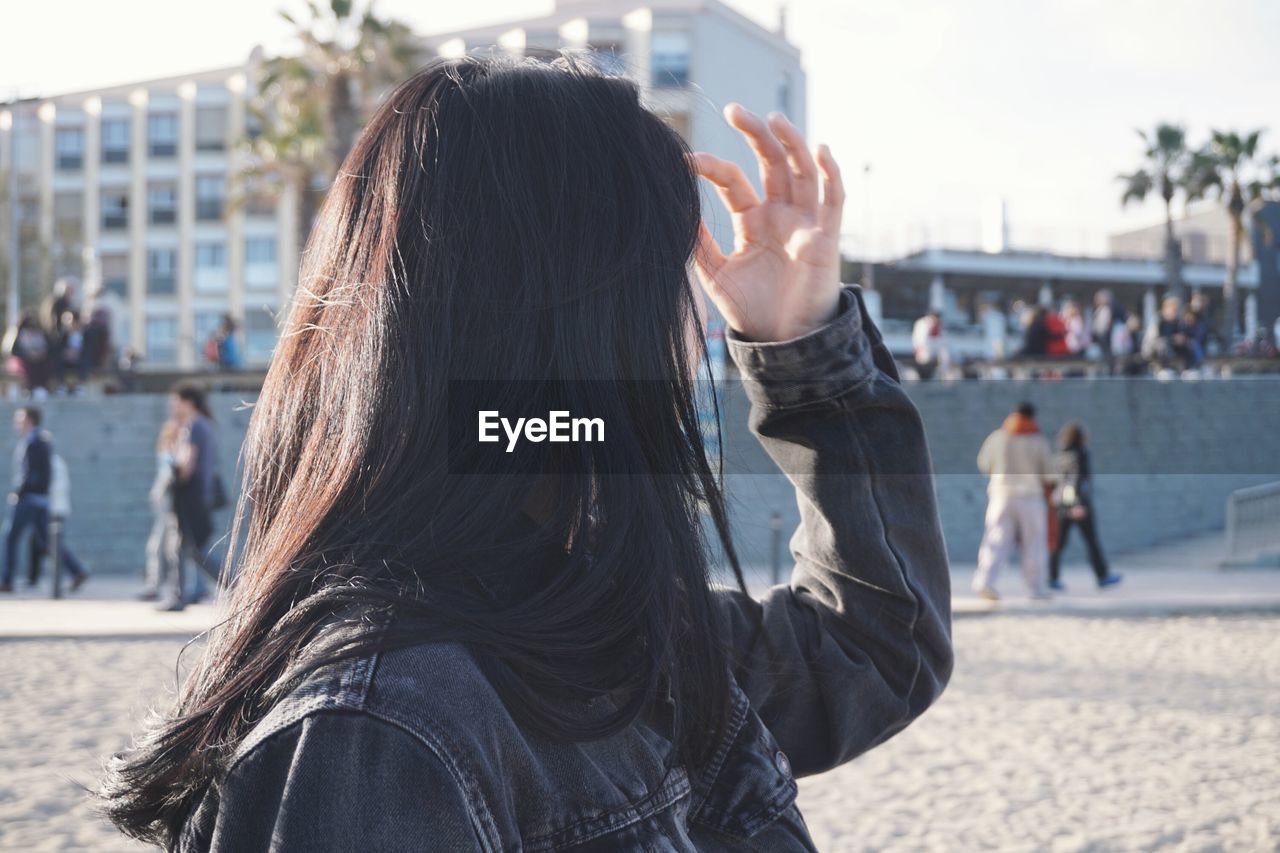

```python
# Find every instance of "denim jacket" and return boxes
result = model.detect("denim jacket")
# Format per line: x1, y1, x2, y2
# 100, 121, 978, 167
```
177, 287, 953, 852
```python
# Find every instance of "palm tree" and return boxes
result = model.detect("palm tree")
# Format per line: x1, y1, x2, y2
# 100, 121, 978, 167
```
241, 1, 422, 253
1184, 129, 1276, 343
1118, 124, 1192, 301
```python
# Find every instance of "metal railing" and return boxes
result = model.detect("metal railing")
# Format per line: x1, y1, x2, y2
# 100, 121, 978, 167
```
1225, 481, 1280, 562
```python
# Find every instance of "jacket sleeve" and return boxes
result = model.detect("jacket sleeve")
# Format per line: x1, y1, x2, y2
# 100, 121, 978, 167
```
195, 711, 485, 853
976, 432, 995, 474
18, 439, 51, 498
715, 286, 953, 778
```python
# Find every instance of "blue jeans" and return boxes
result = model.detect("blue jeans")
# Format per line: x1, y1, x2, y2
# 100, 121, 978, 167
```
3, 498, 87, 585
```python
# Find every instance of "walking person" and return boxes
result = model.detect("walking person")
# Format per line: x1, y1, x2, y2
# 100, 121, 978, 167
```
911, 309, 947, 380
138, 420, 180, 602
101, 58, 952, 851
0, 407, 89, 593
25, 443, 72, 586
157, 384, 221, 612
1049, 422, 1123, 591
971, 401, 1055, 600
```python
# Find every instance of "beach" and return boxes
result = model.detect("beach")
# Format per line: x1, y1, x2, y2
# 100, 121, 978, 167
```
2, 612, 1276, 851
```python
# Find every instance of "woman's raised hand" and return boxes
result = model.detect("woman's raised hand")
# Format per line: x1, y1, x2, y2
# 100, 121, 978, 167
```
693, 105, 845, 343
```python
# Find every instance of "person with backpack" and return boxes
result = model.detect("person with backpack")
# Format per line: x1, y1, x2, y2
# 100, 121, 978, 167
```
0, 407, 89, 592
3, 311, 54, 397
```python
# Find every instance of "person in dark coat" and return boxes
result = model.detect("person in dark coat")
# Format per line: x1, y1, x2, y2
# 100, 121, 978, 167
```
0, 407, 89, 591
1049, 421, 1122, 591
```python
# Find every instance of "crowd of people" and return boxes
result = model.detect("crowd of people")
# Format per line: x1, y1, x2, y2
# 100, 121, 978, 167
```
2, 278, 116, 397
1, 276, 247, 399
911, 288, 1277, 380
1015, 290, 1217, 375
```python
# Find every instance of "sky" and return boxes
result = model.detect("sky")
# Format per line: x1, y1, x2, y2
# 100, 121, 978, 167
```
4, 0, 1279, 257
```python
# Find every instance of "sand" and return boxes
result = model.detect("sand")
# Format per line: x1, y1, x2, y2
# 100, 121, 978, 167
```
1, 615, 1277, 851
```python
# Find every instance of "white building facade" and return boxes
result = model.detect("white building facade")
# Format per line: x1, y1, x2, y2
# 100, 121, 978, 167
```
1, 0, 803, 369
1, 66, 297, 370
426, 0, 806, 253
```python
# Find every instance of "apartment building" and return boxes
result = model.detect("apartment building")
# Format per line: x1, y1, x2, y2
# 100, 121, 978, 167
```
425, 0, 806, 252
0, 64, 297, 370
1, 0, 804, 369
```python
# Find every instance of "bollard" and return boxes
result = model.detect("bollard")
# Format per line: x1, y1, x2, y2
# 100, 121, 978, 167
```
769, 511, 783, 585
50, 515, 64, 600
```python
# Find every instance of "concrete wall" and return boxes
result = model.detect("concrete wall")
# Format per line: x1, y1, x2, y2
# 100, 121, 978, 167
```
1, 394, 251, 580
719, 378, 1280, 572
7, 378, 1279, 578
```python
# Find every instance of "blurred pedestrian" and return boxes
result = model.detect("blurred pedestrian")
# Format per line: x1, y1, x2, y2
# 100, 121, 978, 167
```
0, 407, 88, 592
1145, 297, 1198, 372
25, 443, 72, 586
80, 283, 118, 378
215, 311, 241, 366
40, 278, 79, 390
1018, 307, 1068, 357
139, 420, 180, 602
1061, 300, 1089, 355
157, 384, 222, 612
971, 401, 1055, 600
3, 311, 54, 397
1092, 290, 1121, 362
1048, 421, 1123, 591
911, 309, 947, 380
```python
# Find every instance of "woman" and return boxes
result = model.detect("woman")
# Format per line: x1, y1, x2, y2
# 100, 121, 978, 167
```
139, 419, 179, 602
1049, 421, 1123, 591
101, 56, 951, 851
157, 383, 220, 612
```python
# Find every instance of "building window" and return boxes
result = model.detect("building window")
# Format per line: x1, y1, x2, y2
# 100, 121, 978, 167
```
147, 249, 177, 295
196, 174, 224, 221
245, 236, 277, 290
101, 191, 129, 230
101, 118, 130, 163
245, 236, 276, 264
55, 128, 84, 170
146, 316, 178, 363
195, 242, 228, 293
777, 73, 792, 116
195, 106, 227, 152
650, 32, 691, 88
195, 242, 226, 269
148, 113, 178, 157
54, 192, 82, 229
148, 183, 177, 225
245, 308, 279, 361
101, 254, 129, 297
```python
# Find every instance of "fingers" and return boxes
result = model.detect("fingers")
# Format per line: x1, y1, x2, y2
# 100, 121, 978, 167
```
693, 221, 727, 281
692, 152, 759, 214
817, 144, 845, 236
724, 103, 791, 203
768, 112, 819, 213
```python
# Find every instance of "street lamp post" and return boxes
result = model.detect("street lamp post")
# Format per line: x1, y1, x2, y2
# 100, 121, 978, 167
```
861, 163, 874, 291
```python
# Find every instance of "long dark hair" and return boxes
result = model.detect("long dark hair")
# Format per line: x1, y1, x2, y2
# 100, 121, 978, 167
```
1057, 420, 1086, 451
101, 54, 745, 847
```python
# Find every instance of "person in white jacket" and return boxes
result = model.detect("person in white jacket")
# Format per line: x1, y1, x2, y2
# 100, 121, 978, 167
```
971, 401, 1056, 600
